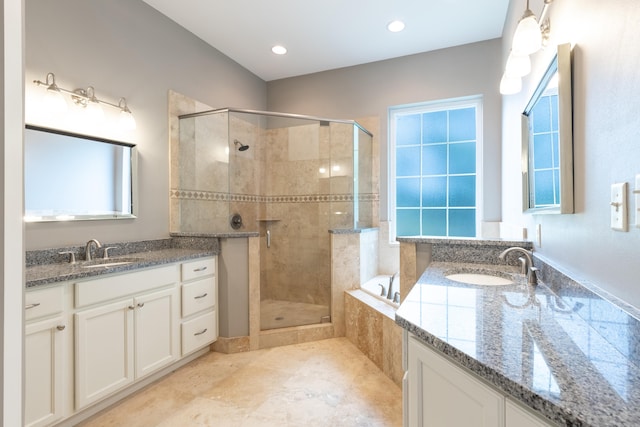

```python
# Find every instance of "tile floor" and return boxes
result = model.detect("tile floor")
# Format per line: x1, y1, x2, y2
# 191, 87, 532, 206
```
79, 337, 403, 427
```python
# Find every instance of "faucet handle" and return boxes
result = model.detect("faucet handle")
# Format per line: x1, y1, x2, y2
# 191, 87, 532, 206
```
58, 251, 76, 264
393, 291, 401, 304
517, 256, 528, 275
103, 246, 118, 259
378, 283, 386, 297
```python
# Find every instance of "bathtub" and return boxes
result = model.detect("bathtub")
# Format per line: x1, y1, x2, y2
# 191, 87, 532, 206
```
360, 274, 400, 307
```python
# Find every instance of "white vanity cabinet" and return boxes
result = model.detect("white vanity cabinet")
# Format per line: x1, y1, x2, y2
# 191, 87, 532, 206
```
74, 265, 180, 409
25, 285, 67, 427
180, 257, 218, 355
406, 333, 555, 427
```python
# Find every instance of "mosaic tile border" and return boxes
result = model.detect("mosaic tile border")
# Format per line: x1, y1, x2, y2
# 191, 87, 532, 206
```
170, 189, 378, 203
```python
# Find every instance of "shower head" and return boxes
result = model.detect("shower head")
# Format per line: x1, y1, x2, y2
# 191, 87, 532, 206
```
234, 139, 250, 151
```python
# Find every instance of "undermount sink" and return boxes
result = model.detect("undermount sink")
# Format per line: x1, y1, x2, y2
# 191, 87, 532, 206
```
80, 258, 143, 269
445, 273, 513, 286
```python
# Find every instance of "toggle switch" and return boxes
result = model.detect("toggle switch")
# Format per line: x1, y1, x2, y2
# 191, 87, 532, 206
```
610, 182, 628, 231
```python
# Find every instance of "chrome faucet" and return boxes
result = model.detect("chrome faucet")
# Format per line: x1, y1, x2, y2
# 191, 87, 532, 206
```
85, 239, 102, 261
387, 272, 398, 300
498, 247, 538, 285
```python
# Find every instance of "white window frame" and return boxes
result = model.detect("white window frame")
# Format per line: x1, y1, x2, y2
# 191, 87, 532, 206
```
388, 96, 484, 243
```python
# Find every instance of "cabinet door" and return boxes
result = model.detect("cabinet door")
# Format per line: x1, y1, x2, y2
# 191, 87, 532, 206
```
75, 299, 134, 409
25, 316, 66, 427
506, 399, 554, 427
408, 336, 504, 427
135, 287, 180, 378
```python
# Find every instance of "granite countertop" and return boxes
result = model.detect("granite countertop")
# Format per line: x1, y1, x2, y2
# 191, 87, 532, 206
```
396, 261, 640, 427
26, 248, 216, 288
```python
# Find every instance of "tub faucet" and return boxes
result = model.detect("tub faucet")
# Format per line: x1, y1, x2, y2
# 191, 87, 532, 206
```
85, 239, 102, 261
387, 272, 398, 300
498, 247, 538, 285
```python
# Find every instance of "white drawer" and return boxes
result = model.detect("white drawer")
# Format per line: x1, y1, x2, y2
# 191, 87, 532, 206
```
25, 285, 64, 321
182, 277, 215, 318
75, 264, 179, 308
181, 257, 215, 282
181, 311, 217, 356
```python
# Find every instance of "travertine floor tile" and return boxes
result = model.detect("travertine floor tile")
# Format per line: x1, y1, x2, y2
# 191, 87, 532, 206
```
80, 338, 401, 426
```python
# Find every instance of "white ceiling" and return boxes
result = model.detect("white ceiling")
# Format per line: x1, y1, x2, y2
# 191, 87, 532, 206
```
141, 0, 510, 82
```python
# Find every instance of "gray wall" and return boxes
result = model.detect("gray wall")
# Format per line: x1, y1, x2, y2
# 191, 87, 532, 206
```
267, 39, 504, 228
501, 0, 640, 306
24, 0, 267, 249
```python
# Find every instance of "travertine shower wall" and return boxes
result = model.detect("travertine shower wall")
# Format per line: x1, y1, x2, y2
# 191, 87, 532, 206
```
170, 98, 380, 313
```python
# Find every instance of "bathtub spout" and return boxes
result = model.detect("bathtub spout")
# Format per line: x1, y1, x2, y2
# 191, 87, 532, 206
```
387, 273, 398, 300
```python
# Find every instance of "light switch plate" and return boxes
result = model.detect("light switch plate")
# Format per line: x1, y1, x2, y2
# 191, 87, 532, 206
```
611, 182, 628, 231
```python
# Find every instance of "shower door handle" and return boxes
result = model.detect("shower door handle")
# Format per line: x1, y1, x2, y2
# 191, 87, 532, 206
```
266, 230, 271, 248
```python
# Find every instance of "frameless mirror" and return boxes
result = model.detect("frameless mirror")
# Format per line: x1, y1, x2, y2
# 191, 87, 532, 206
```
24, 125, 138, 222
522, 43, 574, 214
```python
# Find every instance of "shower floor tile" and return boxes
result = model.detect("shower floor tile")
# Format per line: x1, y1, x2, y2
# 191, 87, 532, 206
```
260, 298, 329, 330
79, 338, 402, 427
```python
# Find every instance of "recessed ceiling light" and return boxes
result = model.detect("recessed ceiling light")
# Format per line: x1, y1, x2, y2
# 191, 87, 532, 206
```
387, 20, 405, 33
271, 45, 287, 55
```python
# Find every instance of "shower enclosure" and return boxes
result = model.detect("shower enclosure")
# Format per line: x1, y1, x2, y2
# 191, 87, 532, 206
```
173, 108, 374, 331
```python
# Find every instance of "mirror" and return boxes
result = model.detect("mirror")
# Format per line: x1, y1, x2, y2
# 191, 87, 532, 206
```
522, 43, 574, 214
24, 125, 137, 222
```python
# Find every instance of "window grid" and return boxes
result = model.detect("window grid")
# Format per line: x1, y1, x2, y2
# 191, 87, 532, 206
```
529, 94, 560, 207
395, 104, 477, 238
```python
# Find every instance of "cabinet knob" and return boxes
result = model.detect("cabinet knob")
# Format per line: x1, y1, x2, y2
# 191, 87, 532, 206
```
56, 325, 66, 331
194, 293, 208, 299
128, 305, 135, 310
194, 328, 208, 336
25, 303, 41, 310
137, 302, 145, 308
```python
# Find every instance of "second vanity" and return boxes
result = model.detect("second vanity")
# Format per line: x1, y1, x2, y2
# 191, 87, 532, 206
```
25, 238, 220, 427
396, 238, 640, 427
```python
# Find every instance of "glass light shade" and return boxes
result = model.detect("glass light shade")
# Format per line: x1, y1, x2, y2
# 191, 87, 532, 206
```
505, 51, 531, 77
119, 109, 137, 131
512, 13, 542, 55
500, 74, 522, 95
43, 88, 68, 114
85, 101, 104, 124
271, 45, 287, 55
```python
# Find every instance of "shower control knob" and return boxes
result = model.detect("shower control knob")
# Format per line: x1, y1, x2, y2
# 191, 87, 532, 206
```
230, 213, 243, 230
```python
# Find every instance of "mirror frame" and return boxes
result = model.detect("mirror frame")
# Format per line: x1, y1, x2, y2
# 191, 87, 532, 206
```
521, 43, 574, 214
24, 124, 138, 222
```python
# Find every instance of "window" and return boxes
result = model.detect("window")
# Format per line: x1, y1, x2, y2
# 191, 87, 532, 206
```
389, 97, 481, 240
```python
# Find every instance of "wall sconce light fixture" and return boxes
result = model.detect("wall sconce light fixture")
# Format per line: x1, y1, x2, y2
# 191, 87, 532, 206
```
500, 0, 554, 95
33, 72, 136, 131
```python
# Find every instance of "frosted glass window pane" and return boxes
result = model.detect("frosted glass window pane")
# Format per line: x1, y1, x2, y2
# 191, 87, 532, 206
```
449, 108, 475, 141
422, 209, 446, 236
551, 95, 559, 131
422, 111, 447, 143
396, 114, 421, 146
397, 178, 420, 207
449, 142, 475, 174
397, 209, 420, 236
552, 133, 559, 167
396, 146, 420, 176
449, 176, 475, 207
422, 145, 447, 175
533, 134, 553, 169
532, 97, 551, 133
553, 170, 560, 204
449, 209, 475, 237
422, 177, 447, 207
534, 170, 555, 205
